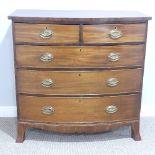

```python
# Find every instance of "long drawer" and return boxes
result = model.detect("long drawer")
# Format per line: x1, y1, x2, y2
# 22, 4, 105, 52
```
17, 69, 142, 95
83, 24, 146, 43
18, 94, 140, 123
16, 45, 145, 68
14, 23, 79, 43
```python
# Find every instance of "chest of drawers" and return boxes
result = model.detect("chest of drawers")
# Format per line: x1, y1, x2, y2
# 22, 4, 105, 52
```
8, 10, 151, 143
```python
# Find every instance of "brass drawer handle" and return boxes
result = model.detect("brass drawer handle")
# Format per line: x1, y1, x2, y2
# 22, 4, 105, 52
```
40, 53, 54, 62
108, 53, 120, 62
41, 106, 55, 115
106, 78, 119, 87
40, 28, 53, 39
41, 79, 53, 87
106, 105, 118, 114
109, 27, 122, 39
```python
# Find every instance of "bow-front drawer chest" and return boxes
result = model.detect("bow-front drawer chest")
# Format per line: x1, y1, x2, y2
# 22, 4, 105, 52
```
8, 10, 151, 143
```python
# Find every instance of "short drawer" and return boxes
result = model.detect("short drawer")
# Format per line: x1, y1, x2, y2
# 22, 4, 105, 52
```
83, 24, 146, 43
17, 69, 142, 95
19, 94, 140, 123
16, 45, 145, 68
14, 23, 79, 43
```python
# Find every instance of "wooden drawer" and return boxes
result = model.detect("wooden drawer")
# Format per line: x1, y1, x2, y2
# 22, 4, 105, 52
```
14, 23, 79, 43
19, 94, 140, 123
83, 24, 146, 43
17, 69, 142, 95
16, 45, 144, 68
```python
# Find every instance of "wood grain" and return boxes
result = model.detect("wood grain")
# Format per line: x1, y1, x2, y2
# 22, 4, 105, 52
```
8, 10, 152, 24
83, 24, 146, 43
16, 45, 145, 68
18, 94, 140, 123
17, 69, 142, 95
18, 120, 139, 135
8, 10, 151, 142
131, 121, 141, 141
14, 23, 79, 43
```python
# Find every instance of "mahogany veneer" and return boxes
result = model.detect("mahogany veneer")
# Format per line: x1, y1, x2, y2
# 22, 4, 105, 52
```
16, 45, 145, 68
8, 10, 151, 143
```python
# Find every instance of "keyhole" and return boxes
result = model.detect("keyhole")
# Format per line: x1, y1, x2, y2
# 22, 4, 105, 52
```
78, 74, 81, 76
80, 48, 82, 52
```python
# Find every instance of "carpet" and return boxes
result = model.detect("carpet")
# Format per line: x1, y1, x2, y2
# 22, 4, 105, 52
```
0, 117, 155, 155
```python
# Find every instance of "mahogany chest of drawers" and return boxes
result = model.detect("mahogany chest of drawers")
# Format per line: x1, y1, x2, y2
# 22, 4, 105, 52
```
8, 10, 151, 143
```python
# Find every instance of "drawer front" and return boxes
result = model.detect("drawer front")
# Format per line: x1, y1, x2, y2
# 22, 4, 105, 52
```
14, 23, 79, 43
19, 94, 140, 123
83, 24, 146, 43
16, 45, 144, 68
17, 69, 142, 95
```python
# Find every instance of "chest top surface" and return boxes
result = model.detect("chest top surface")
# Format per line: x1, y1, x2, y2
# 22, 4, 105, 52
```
8, 10, 151, 23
